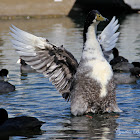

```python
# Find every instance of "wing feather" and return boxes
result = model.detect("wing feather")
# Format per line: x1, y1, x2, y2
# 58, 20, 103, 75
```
10, 25, 78, 100
98, 17, 120, 61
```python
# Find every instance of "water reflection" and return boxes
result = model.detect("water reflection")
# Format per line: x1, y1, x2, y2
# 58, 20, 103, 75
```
0, 129, 44, 140
54, 113, 118, 139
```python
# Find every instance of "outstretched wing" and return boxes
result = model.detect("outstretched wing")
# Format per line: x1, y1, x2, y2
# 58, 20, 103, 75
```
10, 25, 78, 100
98, 16, 120, 61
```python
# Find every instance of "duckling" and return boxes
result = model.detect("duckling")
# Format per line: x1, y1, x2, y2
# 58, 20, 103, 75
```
0, 69, 15, 93
10, 10, 122, 116
17, 58, 36, 73
0, 108, 45, 132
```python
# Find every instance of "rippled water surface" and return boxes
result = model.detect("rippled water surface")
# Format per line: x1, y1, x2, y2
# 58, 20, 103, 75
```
0, 13, 140, 139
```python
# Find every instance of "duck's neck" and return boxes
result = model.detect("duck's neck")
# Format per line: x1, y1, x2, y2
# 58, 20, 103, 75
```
82, 23, 103, 60
113, 48, 119, 58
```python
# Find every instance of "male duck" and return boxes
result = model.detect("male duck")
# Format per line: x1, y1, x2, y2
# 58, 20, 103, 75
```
10, 10, 122, 116
0, 69, 15, 93
0, 108, 44, 132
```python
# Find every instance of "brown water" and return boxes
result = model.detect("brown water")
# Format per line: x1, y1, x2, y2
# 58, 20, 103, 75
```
0, 13, 140, 139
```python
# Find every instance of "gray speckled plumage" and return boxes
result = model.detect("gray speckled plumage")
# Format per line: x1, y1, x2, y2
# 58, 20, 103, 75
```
71, 60, 120, 116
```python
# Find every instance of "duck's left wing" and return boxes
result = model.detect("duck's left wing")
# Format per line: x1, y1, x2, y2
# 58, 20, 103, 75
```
98, 16, 120, 61
10, 25, 78, 100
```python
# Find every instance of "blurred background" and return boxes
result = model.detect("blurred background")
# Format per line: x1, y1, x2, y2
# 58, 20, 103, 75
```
0, 0, 140, 19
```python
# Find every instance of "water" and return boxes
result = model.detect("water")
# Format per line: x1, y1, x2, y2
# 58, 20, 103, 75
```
0, 13, 140, 139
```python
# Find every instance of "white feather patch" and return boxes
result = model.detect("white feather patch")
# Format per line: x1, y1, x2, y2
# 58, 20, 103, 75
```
10, 25, 47, 50
98, 16, 120, 53
86, 59, 113, 98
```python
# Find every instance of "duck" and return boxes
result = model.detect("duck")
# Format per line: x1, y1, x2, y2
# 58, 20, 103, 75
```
113, 64, 140, 84
17, 58, 36, 73
10, 10, 122, 116
110, 48, 140, 74
111, 49, 140, 70
110, 48, 128, 65
0, 108, 45, 132
109, 48, 140, 84
0, 69, 15, 93
110, 48, 134, 72
110, 47, 140, 84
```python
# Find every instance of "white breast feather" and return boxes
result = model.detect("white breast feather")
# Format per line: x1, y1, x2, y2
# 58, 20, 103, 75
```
88, 59, 113, 97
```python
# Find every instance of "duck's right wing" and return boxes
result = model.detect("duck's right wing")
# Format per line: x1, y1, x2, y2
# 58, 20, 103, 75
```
10, 25, 78, 100
98, 17, 120, 61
